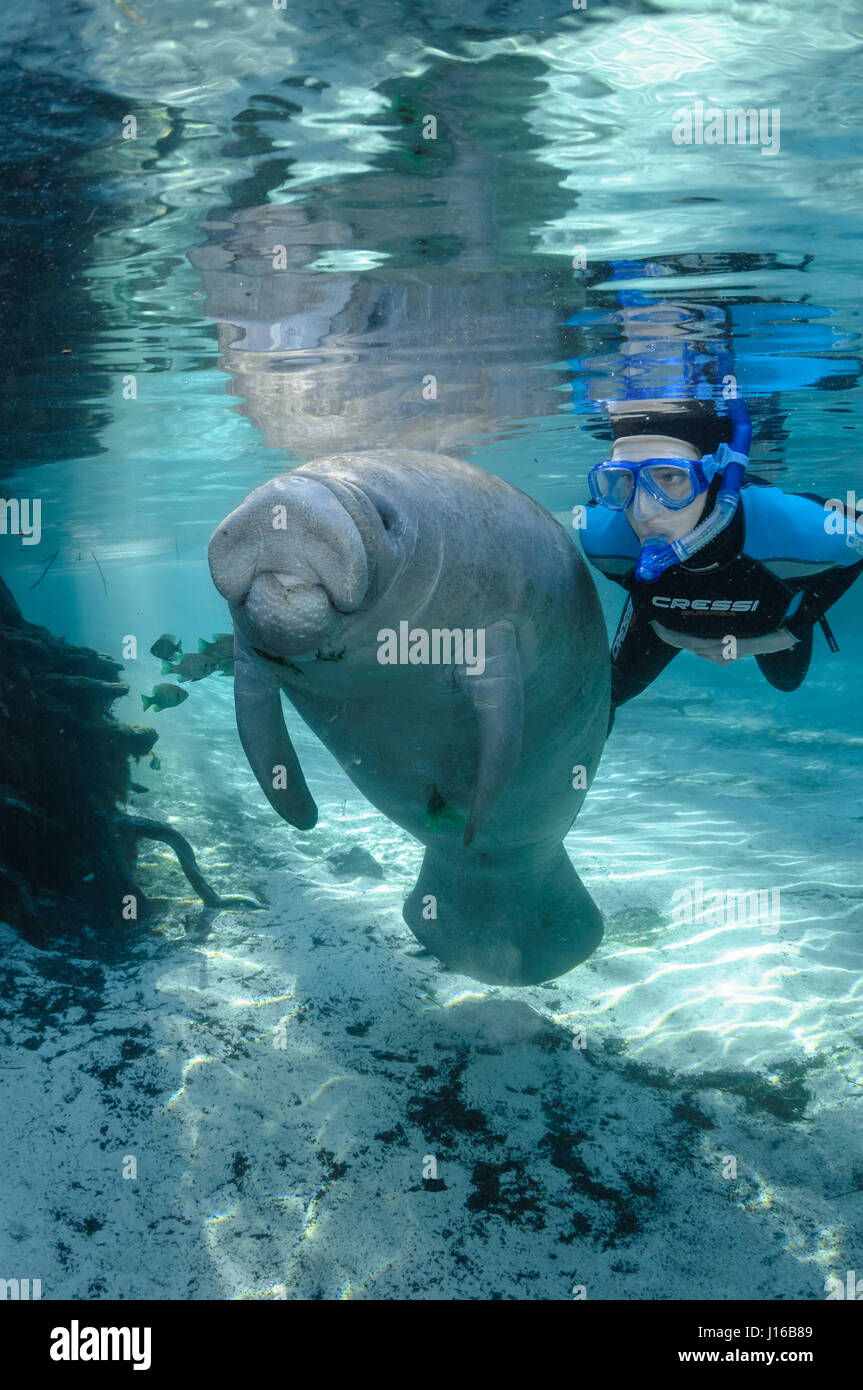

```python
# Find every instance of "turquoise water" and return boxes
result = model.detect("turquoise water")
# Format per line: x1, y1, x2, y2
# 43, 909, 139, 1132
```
1, 0, 862, 1301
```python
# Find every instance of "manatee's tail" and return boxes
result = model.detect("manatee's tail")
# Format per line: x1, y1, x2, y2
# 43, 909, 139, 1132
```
402, 843, 603, 986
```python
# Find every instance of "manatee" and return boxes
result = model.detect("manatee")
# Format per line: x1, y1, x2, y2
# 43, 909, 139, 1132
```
208, 449, 610, 985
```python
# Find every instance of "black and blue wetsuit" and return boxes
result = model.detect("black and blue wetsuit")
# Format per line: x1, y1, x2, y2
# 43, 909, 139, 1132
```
581, 476, 863, 709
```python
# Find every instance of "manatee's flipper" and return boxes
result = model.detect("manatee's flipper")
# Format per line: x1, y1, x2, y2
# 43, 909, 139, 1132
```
403, 844, 603, 986
234, 641, 318, 829
454, 619, 523, 847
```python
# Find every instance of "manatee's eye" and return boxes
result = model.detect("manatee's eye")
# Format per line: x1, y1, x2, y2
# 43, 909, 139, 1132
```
366, 495, 394, 533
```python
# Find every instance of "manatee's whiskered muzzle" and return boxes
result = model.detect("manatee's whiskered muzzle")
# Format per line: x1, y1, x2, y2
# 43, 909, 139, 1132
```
239, 571, 338, 657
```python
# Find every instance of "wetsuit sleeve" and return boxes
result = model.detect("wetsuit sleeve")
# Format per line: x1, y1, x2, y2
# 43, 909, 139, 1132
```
578, 500, 640, 585
781, 557, 863, 640
579, 504, 678, 706
610, 595, 680, 708
742, 487, 863, 640
745, 486, 863, 571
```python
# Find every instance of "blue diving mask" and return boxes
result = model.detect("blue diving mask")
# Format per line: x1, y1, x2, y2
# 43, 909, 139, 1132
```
588, 457, 709, 512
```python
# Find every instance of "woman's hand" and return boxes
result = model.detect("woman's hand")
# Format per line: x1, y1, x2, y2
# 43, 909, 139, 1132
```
693, 641, 736, 665
651, 619, 798, 663
712, 628, 799, 659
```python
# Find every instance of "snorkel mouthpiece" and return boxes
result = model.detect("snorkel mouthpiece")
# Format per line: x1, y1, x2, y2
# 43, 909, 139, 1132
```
635, 536, 678, 583
634, 393, 751, 582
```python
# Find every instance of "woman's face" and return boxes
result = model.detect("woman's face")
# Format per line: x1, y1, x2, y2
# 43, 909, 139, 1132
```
612, 435, 708, 542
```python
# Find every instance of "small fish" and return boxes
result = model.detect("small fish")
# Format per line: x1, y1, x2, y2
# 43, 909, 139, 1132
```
149, 754, 161, 770
217, 657, 234, 677
161, 652, 218, 682
197, 632, 233, 661
142, 683, 189, 713
150, 633, 183, 661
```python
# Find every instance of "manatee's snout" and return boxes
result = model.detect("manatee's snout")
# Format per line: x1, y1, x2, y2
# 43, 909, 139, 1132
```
208, 474, 369, 655
240, 571, 336, 656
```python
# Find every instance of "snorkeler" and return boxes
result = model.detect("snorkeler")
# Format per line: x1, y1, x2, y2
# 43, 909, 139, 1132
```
580, 389, 863, 715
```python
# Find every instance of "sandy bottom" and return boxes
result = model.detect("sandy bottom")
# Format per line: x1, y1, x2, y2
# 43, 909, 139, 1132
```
2, 660, 861, 1300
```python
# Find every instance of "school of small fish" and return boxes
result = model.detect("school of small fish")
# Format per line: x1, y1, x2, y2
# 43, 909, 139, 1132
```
142, 633, 233, 715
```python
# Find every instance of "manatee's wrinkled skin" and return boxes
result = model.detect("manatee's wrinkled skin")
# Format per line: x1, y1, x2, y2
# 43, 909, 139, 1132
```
208, 449, 610, 985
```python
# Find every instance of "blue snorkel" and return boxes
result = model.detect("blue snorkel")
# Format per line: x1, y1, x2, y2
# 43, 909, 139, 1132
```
634, 379, 752, 583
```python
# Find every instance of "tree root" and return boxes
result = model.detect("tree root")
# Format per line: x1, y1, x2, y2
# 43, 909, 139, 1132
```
116, 814, 263, 911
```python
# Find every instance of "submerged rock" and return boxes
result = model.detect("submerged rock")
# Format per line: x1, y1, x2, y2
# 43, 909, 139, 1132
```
0, 576, 260, 947
325, 846, 385, 881
0, 575, 156, 946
